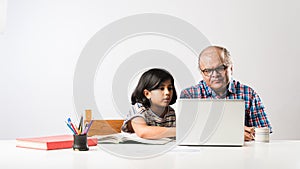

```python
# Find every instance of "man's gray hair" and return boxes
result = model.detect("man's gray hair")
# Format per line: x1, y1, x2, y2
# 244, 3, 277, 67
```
198, 46, 233, 67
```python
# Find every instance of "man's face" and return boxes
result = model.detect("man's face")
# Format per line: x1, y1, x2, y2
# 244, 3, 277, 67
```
199, 48, 232, 93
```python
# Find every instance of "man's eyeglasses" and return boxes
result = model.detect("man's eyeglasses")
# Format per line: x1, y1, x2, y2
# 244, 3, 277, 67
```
200, 64, 228, 76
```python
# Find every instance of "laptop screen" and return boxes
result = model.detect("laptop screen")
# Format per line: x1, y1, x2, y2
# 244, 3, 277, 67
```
176, 99, 245, 146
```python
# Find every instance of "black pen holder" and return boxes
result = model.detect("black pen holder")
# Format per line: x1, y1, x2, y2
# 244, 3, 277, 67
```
73, 134, 89, 151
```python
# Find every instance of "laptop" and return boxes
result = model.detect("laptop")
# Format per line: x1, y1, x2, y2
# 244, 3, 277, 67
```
176, 99, 245, 146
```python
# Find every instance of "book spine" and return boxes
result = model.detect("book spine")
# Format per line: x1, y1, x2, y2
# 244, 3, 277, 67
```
47, 138, 97, 150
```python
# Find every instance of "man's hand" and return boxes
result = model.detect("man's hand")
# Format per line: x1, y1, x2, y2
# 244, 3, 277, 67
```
244, 126, 255, 141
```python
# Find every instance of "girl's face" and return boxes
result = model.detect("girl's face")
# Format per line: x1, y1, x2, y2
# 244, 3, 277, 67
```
144, 79, 174, 108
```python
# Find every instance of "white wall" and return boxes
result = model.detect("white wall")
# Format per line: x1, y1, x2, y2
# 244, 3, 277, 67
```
0, 0, 299, 139
0, 0, 6, 32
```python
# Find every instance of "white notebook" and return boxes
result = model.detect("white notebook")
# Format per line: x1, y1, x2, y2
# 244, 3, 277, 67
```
93, 133, 173, 145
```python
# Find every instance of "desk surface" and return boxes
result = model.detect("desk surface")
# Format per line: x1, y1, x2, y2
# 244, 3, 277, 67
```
0, 140, 299, 169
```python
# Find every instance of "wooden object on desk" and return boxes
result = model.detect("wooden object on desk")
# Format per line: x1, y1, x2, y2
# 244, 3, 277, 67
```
85, 109, 124, 137
86, 120, 124, 137
85, 109, 92, 122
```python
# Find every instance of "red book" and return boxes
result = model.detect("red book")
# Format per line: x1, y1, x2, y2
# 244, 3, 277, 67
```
16, 134, 98, 150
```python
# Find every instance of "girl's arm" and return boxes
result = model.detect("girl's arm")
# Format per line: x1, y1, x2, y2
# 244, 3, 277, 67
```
130, 117, 176, 139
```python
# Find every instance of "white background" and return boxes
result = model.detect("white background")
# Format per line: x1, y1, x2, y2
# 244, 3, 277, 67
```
0, 0, 299, 140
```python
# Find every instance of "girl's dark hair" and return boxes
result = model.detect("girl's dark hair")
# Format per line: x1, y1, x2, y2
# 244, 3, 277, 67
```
131, 68, 177, 108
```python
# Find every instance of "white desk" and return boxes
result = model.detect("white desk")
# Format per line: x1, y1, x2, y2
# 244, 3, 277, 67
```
0, 140, 299, 169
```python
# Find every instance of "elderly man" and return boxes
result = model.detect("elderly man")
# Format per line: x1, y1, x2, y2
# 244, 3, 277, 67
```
180, 46, 272, 141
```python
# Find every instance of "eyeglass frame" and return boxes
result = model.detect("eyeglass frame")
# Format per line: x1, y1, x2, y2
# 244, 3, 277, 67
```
200, 64, 229, 77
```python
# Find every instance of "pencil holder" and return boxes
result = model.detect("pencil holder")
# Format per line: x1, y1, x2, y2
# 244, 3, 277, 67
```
73, 134, 89, 151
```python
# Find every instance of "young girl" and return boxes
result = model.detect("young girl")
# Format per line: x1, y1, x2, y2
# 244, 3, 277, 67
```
121, 68, 177, 139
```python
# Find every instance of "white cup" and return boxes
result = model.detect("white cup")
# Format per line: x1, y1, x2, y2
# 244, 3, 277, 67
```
255, 127, 270, 142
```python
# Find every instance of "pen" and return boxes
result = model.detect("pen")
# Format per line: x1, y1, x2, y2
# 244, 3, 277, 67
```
68, 118, 78, 135
81, 122, 88, 135
83, 120, 94, 135
250, 133, 255, 140
78, 115, 83, 133
84, 122, 88, 131
65, 121, 76, 135
67, 118, 71, 123
73, 123, 79, 135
